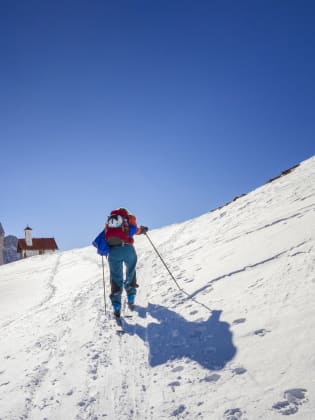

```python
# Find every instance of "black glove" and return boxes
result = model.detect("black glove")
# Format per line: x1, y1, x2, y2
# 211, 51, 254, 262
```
139, 226, 148, 234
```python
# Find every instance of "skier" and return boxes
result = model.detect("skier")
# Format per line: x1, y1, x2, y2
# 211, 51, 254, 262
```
93, 208, 148, 318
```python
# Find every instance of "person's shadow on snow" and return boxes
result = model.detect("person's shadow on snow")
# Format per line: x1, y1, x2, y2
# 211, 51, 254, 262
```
126, 304, 236, 370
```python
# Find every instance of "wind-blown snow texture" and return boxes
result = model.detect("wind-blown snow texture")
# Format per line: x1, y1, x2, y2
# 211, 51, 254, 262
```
1, 157, 315, 419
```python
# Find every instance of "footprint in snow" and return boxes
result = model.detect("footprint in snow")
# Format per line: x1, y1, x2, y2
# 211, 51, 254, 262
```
171, 366, 184, 373
254, 328, 270, 337
232, 367, 247, 375
78, 397, 96, 408
168, 381, 181, 390
189, 310, 198, 315
224, 408, 245, 419
91, 353, 100, 360
232, 318, 246, 325
272, 388, 308, 415
200, 373, 221, 383
171, 404, 186, 416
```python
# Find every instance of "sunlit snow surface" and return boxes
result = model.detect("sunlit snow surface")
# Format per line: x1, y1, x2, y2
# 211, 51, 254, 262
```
1, 157, 315, 419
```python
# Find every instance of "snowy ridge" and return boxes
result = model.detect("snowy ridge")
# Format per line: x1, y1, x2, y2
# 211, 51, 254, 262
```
0, 156, 315, 419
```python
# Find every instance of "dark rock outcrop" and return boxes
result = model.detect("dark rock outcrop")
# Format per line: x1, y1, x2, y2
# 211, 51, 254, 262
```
3, 235, 20, 264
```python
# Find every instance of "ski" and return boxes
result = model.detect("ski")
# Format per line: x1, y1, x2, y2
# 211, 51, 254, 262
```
111, 303, 136, 334
124, 303, 135, 318
113, 314, 125, 334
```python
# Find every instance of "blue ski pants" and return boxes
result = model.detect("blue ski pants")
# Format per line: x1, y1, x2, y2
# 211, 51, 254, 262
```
108, 244, 138, 312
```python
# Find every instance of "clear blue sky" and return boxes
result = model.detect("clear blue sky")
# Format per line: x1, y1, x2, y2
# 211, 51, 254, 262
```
1, 0, 315, 250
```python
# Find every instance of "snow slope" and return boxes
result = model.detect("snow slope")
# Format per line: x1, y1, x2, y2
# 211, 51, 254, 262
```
1, 156, 315, 420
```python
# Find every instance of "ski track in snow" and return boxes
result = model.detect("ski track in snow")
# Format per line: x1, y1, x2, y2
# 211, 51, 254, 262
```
1, 156, 315, 419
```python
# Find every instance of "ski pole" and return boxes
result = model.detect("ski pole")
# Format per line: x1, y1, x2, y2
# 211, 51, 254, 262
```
145, 232, 212, 312
101, 256, 107, 315
144, 232, 182, 292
